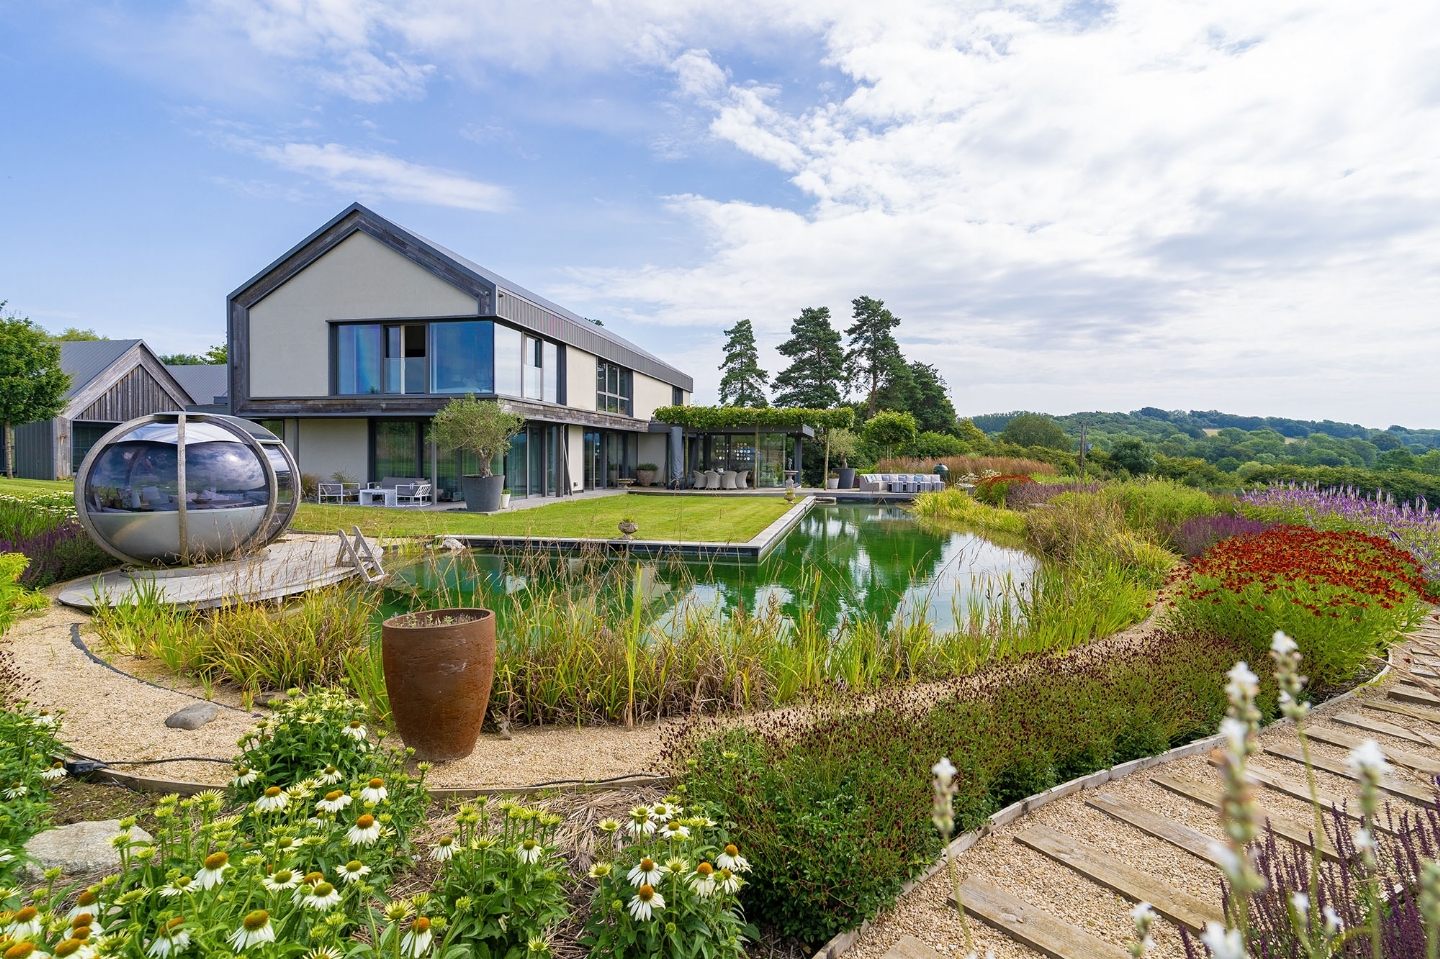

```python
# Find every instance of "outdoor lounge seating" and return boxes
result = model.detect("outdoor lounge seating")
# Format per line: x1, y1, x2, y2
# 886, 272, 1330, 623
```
317, 481, 358, 504
721, 470, 738, 489
704, 470, 721, 489
366, 476, 433, 507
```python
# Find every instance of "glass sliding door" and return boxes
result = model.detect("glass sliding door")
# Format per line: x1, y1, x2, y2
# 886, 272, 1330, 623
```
527, 425, 544, 496
505, 430, 527, 498
373, 420, 421, 480
584, 430, 600, 489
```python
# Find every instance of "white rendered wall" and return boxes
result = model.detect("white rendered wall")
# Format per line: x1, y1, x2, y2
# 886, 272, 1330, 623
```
631, 373, 673, 421
295, 418, 369, 483
566, 346, 596, 411
566, 426, 584, 491
248, 232, 478, 398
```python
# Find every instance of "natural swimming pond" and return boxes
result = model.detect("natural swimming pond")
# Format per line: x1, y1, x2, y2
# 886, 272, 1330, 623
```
387, 504, 1037, 635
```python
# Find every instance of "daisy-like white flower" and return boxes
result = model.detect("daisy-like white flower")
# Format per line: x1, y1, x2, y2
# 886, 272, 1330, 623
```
716, 868, 742, 895
587, 862, 613, 879
67, 893, 100, 920
33, 710, 57, 727
285, 783, 313, 802
262, 869, 299, 893
315, 790, 351, 814
627, 857, 663, 887
159, 877, 193, 898
342, 720, 367, 741
716, 844, 751, 873
659, 821, 690, 841
195, 851, 231, 889
338, 861, 370, 884
303, 882, 341, 911
429, 837, 455, 862
5, 783, 29, 800
399, 917, 432, 958
1199, 922, 1244, 959
689, 861, 717, 897
347, 815, 382, 846
627, 808, 656, 837
627, 884, 664, 922
526, 938, 549, 956
316, 766, 343, 786
230, 767, 257, 788
228, 910, 275, 952
598, 819, 620, 834
304, 949, 343, 959
54, 939, 95, 959
516, 839, 542, 864
146, 918, 190, 958
472, 836, 498, 851
68, 912, 100, 933
41, 763, 67, 781
360, 778, 387, 804
649, 803, 674, 822
7, 905, 42, 938
253, 787, 288, 814
2, 943, 44, 959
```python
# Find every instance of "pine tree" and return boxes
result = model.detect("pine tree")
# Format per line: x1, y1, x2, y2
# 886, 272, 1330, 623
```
844, 296, 905, 416
717, 319, 769, 407
907, 362, 959, 434
772, 307, 845, 409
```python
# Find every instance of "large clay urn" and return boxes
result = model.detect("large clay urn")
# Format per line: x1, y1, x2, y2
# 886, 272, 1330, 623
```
381, 608, 496, 761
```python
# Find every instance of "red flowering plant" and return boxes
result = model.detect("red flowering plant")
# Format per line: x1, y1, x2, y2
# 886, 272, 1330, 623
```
973, 474, 1035, 506
1167, 525, 1438, 691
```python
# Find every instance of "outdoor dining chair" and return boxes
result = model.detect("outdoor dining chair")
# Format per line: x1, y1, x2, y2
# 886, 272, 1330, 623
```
721, 470, 738, 489
704, 470, 721, 489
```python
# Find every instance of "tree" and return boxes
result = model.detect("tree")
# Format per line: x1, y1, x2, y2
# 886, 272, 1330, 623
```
1108, 438, 1156, 476
907, 362, 959, 435
428, 395, 524, 478
717, 319, 769, 407
909, 431, 968, 458
160, 344, 227, 366
0, 306, 71, 478
956, 418, 993, 454
827, 427, 861, 470
863, 410, 918, 461
844, 296, 904, 416
772, 307, 845, 409
48, 327, 105, 342
1000, 414, 1070, 451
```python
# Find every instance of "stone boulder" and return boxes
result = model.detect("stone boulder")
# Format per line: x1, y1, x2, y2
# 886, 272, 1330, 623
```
24, 820, 153, 879
165, 702, 218, 729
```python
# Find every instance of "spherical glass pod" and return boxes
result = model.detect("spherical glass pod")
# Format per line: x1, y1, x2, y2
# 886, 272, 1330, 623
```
74, 413, 299, 566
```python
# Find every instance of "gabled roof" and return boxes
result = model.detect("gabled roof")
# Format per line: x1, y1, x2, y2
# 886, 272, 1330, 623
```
164, 364, 228, 405
228, 203, 693, 392
60, 340, 144, 398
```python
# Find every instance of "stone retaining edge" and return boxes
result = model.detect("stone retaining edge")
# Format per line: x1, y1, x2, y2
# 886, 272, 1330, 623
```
808, 644, 1398, 959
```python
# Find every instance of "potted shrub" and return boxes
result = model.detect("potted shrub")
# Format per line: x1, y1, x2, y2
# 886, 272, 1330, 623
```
635, 462, 659, 487
381, 608, 496, 761
429, 394, 524, 512
500, 487, 511, 509
829, 428, 861, 489
826, 471, 840, 490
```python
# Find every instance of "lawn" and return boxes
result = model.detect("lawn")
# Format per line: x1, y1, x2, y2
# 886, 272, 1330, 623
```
0, 477, 73, 498
293, 493, 794, 542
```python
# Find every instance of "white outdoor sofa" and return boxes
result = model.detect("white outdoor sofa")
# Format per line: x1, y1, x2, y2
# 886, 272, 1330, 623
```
365, 476, 433, 507
859, 473, 945, 493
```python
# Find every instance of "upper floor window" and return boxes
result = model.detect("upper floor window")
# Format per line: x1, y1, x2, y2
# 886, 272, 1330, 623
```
672, 386, 684, 406
597, 360, 632, 415
334, 319, 553, 400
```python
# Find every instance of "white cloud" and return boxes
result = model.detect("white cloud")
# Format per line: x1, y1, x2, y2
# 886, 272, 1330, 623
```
257, 142, 512, 211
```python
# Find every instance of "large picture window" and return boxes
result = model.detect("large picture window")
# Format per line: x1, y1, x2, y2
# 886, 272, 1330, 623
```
596, 360, 632, 415
494, 324, 522, 397
431, 321, 494, 393
335, 319, 560, 401
336, 324, 384, 394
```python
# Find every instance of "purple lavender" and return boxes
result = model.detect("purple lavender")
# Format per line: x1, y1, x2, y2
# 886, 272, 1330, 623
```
0, 519, 114, 588
1175, 514, 1270, 559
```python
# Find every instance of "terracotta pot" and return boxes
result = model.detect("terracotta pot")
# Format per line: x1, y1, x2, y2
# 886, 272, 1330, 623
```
381, 608, 496, 761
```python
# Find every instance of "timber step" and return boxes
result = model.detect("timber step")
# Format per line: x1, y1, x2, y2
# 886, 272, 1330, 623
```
1086, 792, 1228, 868
1303, 724, 1440, 775
1392, 684, 1440, 707
1150, 772, 1339, 860
1264, 742, 1435, 806
1330, 710, 1436, 747
1363, 698, 1440, 726
952, 877, 1129, 959
1205, 759, 1399, 833
1014, 823, 1223, 932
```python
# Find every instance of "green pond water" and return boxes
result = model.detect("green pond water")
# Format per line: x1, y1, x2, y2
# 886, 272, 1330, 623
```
385, 504, 1038, 635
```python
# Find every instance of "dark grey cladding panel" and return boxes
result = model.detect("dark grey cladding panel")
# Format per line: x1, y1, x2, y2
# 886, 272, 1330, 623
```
494, 291, 689, 389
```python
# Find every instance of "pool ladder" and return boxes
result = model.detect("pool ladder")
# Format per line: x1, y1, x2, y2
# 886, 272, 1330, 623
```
337, 526, 386, 583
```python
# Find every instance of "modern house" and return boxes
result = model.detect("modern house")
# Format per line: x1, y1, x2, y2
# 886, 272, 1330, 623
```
6, 340, 204, 481
228, 204, 693, 501
165, 364, 230, 415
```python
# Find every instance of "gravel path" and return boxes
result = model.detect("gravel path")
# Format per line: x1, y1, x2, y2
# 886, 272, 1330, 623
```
849, 623, 1440, 959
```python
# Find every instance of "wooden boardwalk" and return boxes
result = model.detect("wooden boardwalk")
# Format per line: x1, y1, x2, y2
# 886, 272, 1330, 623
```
870, 617, 1440, 959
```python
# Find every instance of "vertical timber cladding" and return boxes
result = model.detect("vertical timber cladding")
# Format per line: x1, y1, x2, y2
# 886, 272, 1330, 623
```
78, 366, 184, 421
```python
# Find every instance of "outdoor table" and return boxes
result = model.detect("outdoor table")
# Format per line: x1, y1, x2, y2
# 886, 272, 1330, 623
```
358, 487, 397, 507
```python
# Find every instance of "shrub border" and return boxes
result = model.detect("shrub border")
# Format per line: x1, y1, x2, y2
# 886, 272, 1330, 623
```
807, 644, 1397, 959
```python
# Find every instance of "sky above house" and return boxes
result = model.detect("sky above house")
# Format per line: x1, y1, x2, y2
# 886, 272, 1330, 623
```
1, 1, 1438, 426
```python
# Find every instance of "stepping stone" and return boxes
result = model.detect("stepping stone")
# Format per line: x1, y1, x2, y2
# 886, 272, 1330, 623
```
1014, 823, 1223, 932
1264, 742, 1435, 806
881, 936, 942, 959
1330, 711, 1435, 747
1364, 698, 1440, 726
24, 820, 153, 880
165, 702, 218, 730
952, 876, 1129, 959
1086, 792, 1228, 868
1303, 725, 1440, 776
1150, 772, 1338, 860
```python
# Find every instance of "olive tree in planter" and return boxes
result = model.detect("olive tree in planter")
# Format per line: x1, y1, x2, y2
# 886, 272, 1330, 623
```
828, 427, 862, 489
429, 395, 525, 512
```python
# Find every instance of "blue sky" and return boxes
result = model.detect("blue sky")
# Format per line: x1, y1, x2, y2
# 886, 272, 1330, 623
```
2, 1, 1439, 426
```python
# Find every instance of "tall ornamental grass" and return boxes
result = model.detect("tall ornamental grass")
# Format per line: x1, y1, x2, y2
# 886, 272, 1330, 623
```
674, 629, 1267, 945
1166, 525, 1436, 691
